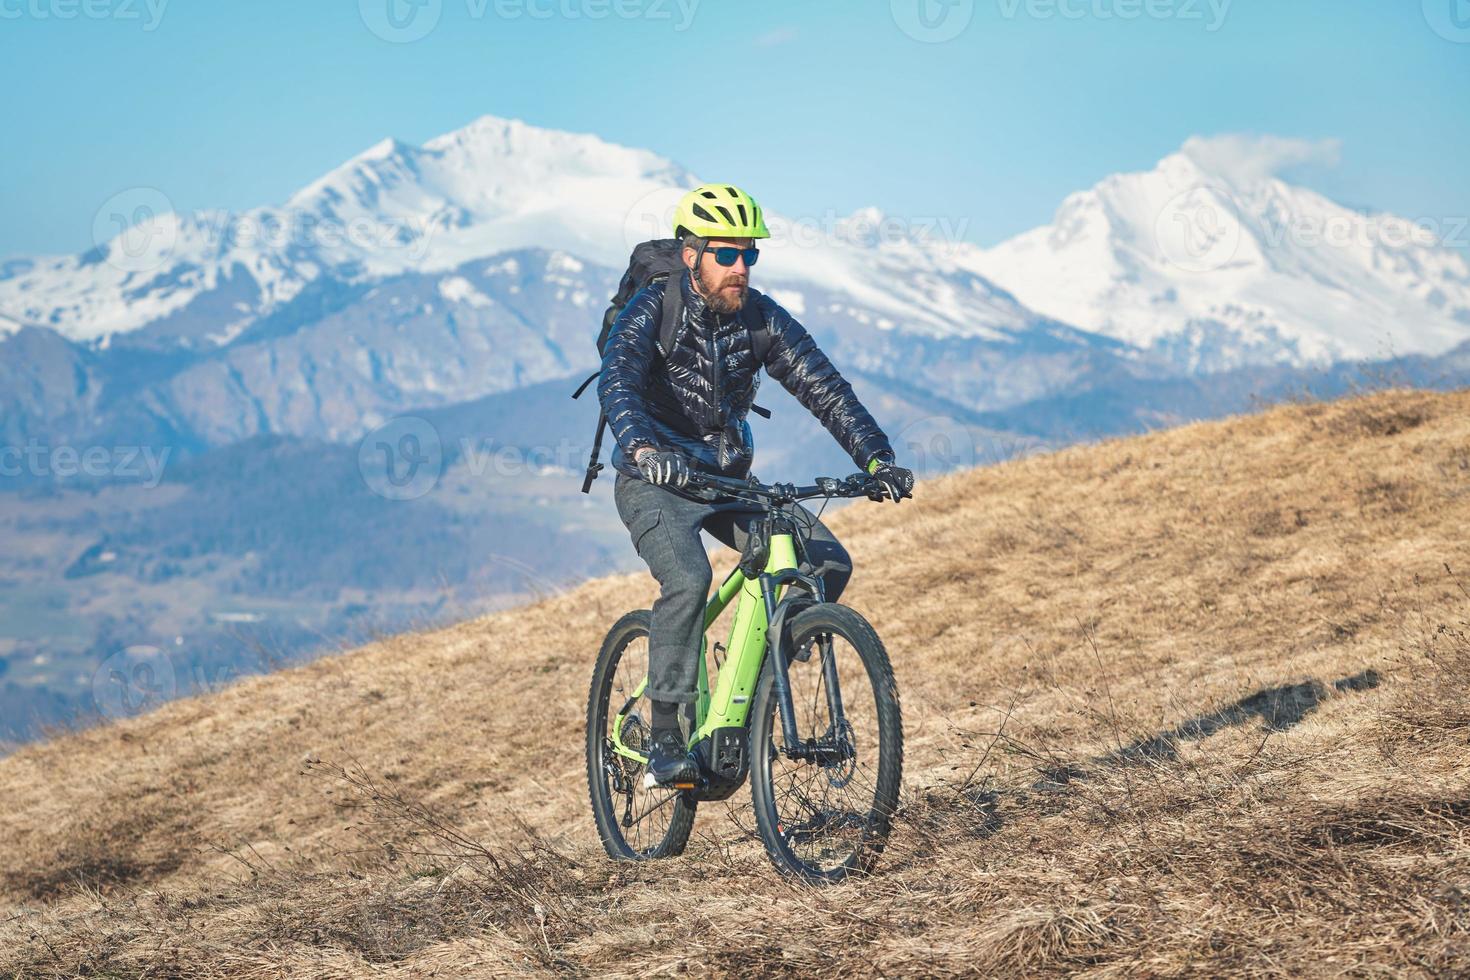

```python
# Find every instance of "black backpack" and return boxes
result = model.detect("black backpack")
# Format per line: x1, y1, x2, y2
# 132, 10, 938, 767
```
572, 238, 773, 492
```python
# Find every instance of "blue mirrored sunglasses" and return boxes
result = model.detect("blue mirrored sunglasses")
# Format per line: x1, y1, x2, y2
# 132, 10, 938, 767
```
707, 246, 760, 268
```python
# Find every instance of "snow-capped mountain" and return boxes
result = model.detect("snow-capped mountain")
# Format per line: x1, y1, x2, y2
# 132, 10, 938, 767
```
1, 115, 1120, 450
970, 137, 1470, 372
0, 115, 1040, 349
0, 117, 694, 346
7, 118, 1469, 456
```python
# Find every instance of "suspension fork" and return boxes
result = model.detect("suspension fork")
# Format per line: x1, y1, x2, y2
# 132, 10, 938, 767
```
760, 566, 844, 759
818, 631, 848, 741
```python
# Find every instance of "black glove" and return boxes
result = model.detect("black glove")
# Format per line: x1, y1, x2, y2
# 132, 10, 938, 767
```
868, 460, 914, 502
636, 449, 692, 489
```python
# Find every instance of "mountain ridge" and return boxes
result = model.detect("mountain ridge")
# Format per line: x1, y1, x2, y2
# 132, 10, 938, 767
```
972, 141, 1470, 370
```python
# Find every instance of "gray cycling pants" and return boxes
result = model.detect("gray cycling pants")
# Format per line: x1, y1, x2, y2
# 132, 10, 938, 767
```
613, 473, 852, 705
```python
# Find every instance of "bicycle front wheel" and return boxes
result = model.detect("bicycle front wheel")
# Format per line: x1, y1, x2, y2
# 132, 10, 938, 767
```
586, 609, 696, 861
749, 603, 903, 883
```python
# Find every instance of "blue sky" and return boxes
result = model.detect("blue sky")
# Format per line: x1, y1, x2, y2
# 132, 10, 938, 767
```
1, 0, 1466, 256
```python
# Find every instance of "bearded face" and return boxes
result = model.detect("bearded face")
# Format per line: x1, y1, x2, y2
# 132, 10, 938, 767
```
685, 237, 753, 315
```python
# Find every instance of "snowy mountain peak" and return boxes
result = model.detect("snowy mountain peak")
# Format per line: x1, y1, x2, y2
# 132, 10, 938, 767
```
973, 134, 1470, 369
423, 114, 680, 176
0, 116, 705, 343
0, 114, 1040, 346
6, 122, 1466, 368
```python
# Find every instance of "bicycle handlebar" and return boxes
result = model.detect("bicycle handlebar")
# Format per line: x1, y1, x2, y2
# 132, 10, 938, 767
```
684, 469, 885, 504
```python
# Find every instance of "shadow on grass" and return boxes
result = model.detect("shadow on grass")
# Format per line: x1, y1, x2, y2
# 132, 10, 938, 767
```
1036, 669, 1382, 789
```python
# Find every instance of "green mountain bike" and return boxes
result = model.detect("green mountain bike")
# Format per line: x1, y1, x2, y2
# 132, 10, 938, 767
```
585, 470, 904, 883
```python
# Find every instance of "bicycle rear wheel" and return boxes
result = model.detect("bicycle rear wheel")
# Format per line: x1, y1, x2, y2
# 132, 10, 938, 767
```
586, 610, 696, 860
749, 603, 903, 883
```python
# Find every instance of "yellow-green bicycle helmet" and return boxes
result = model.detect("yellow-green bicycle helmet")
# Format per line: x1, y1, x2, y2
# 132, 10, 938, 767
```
673, 183, 771, 240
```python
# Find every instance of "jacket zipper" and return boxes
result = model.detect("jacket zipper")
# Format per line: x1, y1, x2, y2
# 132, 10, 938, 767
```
707, 318, 723, 430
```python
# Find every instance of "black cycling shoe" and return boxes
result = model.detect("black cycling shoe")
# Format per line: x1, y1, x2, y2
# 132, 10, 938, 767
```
643, 727, 699, 788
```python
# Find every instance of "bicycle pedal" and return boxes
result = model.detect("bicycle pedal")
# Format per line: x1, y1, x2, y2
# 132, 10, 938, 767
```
641, 772, 698, 791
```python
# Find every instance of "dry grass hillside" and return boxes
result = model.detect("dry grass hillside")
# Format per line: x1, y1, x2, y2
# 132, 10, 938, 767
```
3, 389, 1470, 977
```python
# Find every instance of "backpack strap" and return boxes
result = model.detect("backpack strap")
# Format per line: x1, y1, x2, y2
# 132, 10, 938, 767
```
579, 413, 606, 494
578, 274, 681, 493
742, 290, 775, 363
570, 370, 599, 400
657, 272, 685, 358
743, 290, 774, 419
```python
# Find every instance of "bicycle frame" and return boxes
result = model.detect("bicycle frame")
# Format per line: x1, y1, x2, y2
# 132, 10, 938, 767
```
609, 517, 836, 766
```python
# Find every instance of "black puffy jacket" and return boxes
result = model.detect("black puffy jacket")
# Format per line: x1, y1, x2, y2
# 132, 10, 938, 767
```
597, 269, 893, 485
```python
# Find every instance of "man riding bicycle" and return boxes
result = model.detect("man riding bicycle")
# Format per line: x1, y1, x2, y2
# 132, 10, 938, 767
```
597, 183, 915, 787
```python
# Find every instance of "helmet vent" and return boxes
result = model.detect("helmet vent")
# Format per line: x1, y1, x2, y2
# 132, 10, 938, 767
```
725, 185, 738, 197
715, 205, 736, 225
700, 190, 718, 199
736, 204, 748, 223
692, 203, 718, 223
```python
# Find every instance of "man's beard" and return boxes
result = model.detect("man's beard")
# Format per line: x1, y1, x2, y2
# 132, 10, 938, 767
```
697, 267, 748, 315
